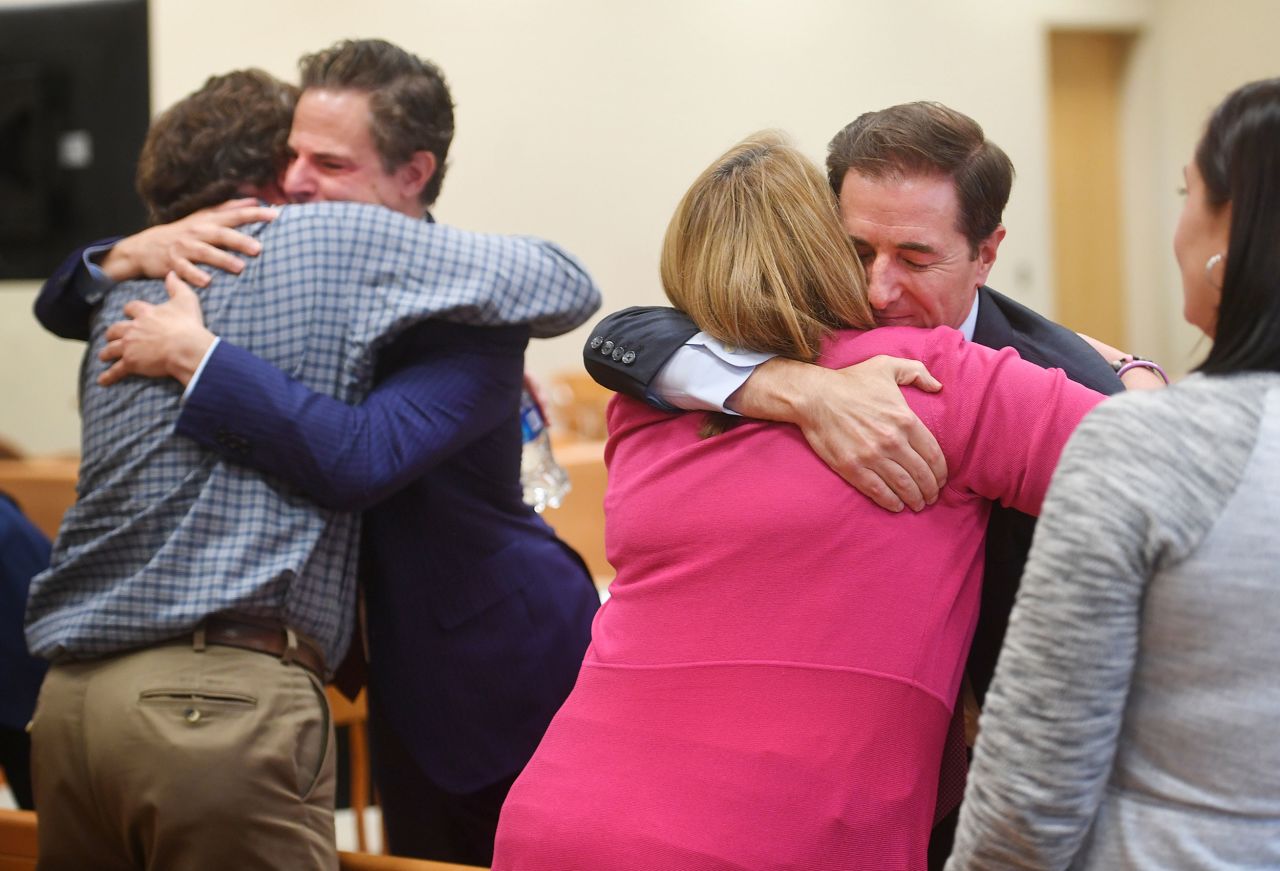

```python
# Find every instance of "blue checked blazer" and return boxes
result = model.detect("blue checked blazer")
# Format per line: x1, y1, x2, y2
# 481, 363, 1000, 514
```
26, 202, 601, 671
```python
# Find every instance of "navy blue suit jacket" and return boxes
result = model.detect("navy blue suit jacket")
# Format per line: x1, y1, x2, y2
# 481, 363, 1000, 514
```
33, 238, 118, 341
34, 245, 597, 794
178, 322, 597, 792
581, 288, 1123, 702
0, 494, 51, 732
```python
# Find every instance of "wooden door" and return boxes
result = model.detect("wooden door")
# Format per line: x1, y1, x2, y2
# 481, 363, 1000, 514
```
1049, 30, 1134, 346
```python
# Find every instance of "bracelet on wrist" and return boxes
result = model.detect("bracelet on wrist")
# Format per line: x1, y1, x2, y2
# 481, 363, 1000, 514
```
1111, 356, 1169, 385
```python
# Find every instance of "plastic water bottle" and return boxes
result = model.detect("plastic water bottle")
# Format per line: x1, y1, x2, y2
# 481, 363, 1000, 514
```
520, 386, 571, 513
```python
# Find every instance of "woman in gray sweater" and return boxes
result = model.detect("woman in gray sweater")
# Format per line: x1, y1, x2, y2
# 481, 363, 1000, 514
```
947, 78, 1280, 870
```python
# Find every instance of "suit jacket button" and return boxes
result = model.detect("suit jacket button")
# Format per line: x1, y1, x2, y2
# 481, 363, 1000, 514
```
589, 336, 604, 350
622, 350, 636, 365
601, 340, 615, 355
611, 346, 624, 361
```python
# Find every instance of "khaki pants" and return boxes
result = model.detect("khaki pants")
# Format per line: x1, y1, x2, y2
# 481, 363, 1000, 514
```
30, 641, 337, 871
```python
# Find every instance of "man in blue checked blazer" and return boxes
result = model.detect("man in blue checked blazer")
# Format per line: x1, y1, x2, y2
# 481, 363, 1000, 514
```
36, 41, 603, 869
29, 62, 600, 871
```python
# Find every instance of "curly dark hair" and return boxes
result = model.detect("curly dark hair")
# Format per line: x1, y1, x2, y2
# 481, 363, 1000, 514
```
299, 39, 455, 207
135, 69, 298, 224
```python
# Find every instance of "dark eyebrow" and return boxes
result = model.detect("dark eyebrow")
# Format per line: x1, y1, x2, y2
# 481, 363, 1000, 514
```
848, 235, 939, 256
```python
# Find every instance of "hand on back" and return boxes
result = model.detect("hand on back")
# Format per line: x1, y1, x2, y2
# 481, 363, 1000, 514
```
98, 272, 213, 387
732, 356, 948, 512
100, 197, 277, 287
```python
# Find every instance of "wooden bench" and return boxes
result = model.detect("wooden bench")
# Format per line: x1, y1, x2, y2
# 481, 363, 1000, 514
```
0, 457, 79, 541
340, 850, 487, 870
0, 809, 36, 871
0, 809, 487, 871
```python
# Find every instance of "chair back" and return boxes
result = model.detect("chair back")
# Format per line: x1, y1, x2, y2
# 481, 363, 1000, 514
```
0, 457, 79, 540
327, 686, 373, 852
339, 850, 487, 870
0, 810, 488, 871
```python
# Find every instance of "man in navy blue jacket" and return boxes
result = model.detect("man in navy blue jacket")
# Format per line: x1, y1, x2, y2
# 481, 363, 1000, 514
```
0, 493, 50, 811
40, 40, 599, 867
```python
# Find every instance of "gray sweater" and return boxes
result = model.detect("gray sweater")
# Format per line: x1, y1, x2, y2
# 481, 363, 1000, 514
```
947, 373, 1280, 870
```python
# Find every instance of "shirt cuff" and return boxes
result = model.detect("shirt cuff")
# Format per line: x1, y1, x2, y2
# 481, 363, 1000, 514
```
181, 336, 221, 405
648, 332, 776, 414
76, 241, 119, 304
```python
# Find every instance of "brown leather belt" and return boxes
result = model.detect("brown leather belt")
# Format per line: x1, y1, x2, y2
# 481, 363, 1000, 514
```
199, 616, 326, 678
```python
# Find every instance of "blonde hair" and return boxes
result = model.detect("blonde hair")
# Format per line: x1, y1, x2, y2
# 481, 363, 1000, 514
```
661, 131, 874, 364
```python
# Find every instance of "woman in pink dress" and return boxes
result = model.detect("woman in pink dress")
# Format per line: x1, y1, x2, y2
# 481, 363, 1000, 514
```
493, 133, 1104, 870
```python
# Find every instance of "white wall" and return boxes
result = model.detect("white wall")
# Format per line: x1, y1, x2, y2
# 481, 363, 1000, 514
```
0, 0, 1272, 454
1125, 0, 1280, 373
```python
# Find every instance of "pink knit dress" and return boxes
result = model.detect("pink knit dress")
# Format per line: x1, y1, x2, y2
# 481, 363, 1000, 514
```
493, 326, 1103, 871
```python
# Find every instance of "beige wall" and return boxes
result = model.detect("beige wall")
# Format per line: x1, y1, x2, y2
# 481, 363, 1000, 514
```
0, 0, 1271, 454
1122, 0, 1280, 375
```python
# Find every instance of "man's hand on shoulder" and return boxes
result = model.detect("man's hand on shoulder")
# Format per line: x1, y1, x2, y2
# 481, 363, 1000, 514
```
729, 356, 947, 512
99, 272, 214, 387
100, 198, 277, 287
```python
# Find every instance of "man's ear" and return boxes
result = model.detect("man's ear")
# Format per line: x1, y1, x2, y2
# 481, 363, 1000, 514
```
973, 225, 1006, 286
395, 151, 438, 201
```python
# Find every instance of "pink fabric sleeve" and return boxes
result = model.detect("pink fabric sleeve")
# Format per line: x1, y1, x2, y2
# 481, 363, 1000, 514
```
917, 328, 1106, 516
603, 391, 685, 472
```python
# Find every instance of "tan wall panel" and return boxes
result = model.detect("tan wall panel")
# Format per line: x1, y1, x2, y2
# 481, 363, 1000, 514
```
1049, 30, 1133, 346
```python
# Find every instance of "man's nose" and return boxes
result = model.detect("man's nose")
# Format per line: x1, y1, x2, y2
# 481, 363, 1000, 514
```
865, 259, 901, 310
282, 159, 314, 202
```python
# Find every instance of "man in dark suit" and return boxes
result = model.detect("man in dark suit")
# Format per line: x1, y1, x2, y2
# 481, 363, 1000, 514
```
63, 40, 600, 867
0, 493, 50, 811
582, 102, 1162, 869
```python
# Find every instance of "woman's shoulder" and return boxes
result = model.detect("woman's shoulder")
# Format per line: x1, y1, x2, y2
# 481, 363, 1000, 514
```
818, 325, 1032, 375
818, 325, 957, 369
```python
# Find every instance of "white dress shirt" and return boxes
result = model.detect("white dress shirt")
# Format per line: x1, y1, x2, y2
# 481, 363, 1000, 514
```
650, 294, 981, 413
